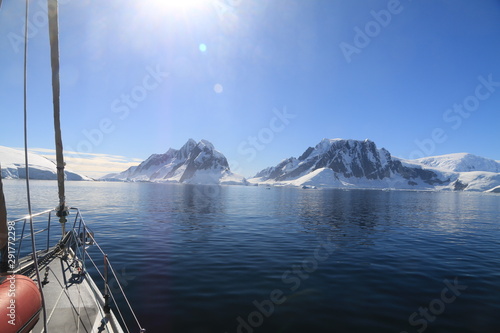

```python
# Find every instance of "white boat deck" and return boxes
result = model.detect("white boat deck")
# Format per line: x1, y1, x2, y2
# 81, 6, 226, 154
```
7, 209, 143, 333
19, 248, 123, 333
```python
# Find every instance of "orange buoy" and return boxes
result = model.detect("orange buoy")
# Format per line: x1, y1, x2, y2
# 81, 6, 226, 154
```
0, 274, 42, 333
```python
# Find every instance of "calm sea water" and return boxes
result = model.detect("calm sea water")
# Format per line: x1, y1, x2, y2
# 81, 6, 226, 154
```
3, 180, 500, 333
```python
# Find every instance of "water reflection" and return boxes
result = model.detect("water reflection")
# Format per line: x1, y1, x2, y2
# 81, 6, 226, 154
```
136, 183, 225, 216
137, 183, 227, 244
295, 189, 390, 246
181, 184, 225, 216
3, 181, 500, 332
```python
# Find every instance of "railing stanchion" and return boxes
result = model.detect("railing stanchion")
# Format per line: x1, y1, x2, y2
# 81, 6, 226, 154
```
103, 254, 110, 314
16, 218, 27, 266
46, 211, 52, 252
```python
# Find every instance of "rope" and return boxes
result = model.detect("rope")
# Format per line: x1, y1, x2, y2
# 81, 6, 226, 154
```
22, 0, 48, 331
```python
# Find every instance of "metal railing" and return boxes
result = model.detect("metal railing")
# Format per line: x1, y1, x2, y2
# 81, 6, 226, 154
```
13, 209, 54, 264
10, 207, 146, 333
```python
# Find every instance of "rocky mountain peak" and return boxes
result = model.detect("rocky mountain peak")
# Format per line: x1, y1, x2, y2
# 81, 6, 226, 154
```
102, 139, 245, 185
252, 138, 446, 188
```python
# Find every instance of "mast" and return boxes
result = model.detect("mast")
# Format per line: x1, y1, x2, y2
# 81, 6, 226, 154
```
47, 0, 68, 225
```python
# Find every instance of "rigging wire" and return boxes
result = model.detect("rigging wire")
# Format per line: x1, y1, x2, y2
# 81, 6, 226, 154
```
22, 0, 48, 331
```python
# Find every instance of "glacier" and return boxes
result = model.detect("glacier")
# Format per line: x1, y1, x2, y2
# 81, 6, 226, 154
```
0, 146, 91, 181
416, 153, 500, 173
3, 138, 498, 192
249, 138, 500, 192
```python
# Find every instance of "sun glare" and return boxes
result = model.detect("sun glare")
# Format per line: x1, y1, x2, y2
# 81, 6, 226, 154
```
147, 0, 210, 12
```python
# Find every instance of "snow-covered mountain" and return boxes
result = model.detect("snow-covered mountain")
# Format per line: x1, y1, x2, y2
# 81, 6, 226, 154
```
249, 138, 500, 192
416, 153, 500, 173
102, 139, 247, 185
486, 185, 500, 193
251, 139, 448, 189
0, 146, 91, 181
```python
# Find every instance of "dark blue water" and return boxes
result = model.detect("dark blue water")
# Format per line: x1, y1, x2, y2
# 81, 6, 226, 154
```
4, 180, 500, 333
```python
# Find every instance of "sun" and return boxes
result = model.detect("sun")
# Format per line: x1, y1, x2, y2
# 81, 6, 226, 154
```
133, 0, 214, 32
146, 0, 210, 12
136, 0, 213, 23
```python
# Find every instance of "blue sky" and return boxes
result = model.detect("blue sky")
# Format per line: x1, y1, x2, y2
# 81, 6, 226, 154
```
1, 0, 500, 178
